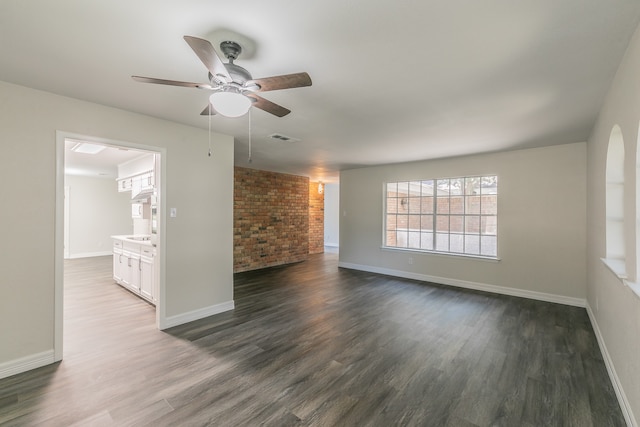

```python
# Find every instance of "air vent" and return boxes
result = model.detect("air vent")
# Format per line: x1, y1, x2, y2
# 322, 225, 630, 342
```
269, 133, 299, 142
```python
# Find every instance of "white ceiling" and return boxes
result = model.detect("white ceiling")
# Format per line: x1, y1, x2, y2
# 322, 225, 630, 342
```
2, 1, 640, 183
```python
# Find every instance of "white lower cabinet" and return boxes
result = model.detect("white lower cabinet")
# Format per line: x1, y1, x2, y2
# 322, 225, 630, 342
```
140, 247, 154, 302
112, 237, 155, 305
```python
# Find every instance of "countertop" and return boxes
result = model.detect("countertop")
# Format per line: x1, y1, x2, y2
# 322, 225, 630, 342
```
111, 235, 155, 247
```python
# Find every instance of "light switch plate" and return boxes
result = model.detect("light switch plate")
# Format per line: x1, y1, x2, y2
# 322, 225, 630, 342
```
170, 208, 177, 218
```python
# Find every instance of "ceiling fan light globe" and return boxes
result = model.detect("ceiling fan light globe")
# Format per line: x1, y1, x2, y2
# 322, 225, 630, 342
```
209, 91, 252, 117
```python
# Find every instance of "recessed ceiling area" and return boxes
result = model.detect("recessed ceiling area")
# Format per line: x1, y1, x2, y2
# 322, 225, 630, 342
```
64, 139, 152, 179
2, 1, 640, 182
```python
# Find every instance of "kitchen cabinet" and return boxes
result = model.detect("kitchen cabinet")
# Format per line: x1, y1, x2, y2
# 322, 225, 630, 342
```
111, 236, 155, 305
118, 170, 154, 196
140, 247, 154, 302
117, 177, 133, 192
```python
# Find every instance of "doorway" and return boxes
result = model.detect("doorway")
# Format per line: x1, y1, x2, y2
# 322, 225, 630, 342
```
54, 131, 166, 361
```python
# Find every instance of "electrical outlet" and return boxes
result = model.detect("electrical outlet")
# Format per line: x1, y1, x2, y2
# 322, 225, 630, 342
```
170, 208, 177, 218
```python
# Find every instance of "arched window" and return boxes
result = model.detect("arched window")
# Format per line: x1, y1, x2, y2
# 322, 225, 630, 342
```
605, 125, 625, 277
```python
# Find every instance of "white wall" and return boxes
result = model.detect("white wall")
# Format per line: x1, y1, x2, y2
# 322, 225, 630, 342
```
586, 21, 640, 426
324, 183, 339, 247
65, 175, 132, 258
339, 142, 587, 303
0, 81, 234, 374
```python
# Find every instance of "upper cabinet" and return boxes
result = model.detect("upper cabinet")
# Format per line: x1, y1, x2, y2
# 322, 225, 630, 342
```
116, 153, 156, 197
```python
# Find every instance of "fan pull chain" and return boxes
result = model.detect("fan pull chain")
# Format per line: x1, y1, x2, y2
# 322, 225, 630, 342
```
248, 108, 252, 164
208, 104, 212, 157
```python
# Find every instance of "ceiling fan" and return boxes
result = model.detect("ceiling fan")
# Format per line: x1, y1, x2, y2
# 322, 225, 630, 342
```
132, 36, 312, 118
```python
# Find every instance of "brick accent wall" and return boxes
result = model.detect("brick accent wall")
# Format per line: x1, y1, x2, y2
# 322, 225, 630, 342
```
234, 167, 309, 272
309, 182, 325, 254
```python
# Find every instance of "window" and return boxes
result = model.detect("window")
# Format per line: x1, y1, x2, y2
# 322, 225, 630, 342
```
385, 176, 498, 257
604, 125, 625, 277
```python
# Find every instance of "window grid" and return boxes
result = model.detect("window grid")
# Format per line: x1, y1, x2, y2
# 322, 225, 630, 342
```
385, 176, 497, 258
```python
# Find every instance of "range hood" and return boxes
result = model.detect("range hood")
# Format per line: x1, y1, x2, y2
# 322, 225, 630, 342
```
131, 187, 154, 202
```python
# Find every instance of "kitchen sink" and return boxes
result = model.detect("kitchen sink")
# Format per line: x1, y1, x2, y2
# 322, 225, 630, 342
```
126, 236, 151, 241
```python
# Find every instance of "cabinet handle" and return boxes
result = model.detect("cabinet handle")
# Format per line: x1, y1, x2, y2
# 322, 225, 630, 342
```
119, 254, 122, 263
128, 257, 131, 267
139, 259, 142, 271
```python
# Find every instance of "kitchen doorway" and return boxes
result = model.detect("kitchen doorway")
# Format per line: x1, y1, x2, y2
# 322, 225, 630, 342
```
54, 131, 166, 361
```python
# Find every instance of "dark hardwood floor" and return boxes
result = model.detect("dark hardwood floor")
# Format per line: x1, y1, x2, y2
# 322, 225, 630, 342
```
0, 252, 625, 426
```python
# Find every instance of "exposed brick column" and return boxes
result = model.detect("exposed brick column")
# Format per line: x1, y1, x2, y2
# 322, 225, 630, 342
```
234, 167, 309, 272
309, 182, 325, 254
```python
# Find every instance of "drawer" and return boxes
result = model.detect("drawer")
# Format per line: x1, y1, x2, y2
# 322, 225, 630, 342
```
113, 240, 123, 249
123, 241, 141, 253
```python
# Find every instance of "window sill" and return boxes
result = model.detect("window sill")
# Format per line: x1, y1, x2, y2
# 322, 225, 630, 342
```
626, 281, 640, 300
600, 258, 627, 280
381, 246, 500, 262
600, 258, 640, 300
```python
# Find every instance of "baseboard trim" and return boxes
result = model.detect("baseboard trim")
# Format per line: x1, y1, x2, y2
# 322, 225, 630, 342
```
159, 300, 235, 330
324, 243, 339, 248
67, 251, 112, 259
337, 262, 586, 307
0, 350, 55, 380
586, 304, 637, 427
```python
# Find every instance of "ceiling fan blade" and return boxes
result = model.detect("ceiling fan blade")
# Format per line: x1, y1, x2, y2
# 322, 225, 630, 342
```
200, 104, 217, 116
132, 75, 213, 89
246, 94, 291, 117
247, 72, 312, 92
183, 36, 231, 83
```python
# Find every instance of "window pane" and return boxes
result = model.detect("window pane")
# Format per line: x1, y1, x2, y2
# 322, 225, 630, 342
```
421, 196, 434, 214
481, 236, 497, 256
421, 180, 434, 196
436, 215, 449, 232
386, 231, 397, 246
436, 233, 449, 251
466, 196, 480, 214
421, 232, 434, 250
450, 196, 464, 214
450, 178, 464, 195
481, 176, 498, 194
450, 215, 464, 232
409, 215, 421, 230
408, 197, 421, 214
481, 216, 497, 235
450, 234, 464, 253
465, 216, 480, 234
465, 235, 480, 254
396, 230, 408, 248
481, 195, 497, 215
421, 215, 433, 231
397, 181, 409, 198
386, 182, 398, 197
409, 181, 422, 196
399, 197, 409, 213
386, 214, 397, 230
397, 215, 409, 230
436, 179, 450, 195
437, 197, 450, 214
465, 177, 481, 196
408, 232, 421, 249
387, 197, 398, 214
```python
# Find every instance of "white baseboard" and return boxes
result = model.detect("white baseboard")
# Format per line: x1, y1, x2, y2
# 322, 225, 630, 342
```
324, 243, 339, 248
586, 303, 637, 427
0, 350, 55, 380
67, 251, 112, 259
159, 300, 235, 330
337, 262, 586, 307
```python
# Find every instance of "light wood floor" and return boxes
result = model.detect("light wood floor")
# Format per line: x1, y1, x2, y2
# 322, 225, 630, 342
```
0, 253, 625, 426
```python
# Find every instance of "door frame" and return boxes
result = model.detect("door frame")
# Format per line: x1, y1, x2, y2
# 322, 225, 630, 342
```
54, 130, 167, 361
